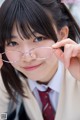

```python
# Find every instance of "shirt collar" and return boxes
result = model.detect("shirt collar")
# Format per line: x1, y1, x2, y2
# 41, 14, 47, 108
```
28, 61, 64, 94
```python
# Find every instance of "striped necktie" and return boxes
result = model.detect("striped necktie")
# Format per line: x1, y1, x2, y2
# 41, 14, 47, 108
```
38, 88, 55, 120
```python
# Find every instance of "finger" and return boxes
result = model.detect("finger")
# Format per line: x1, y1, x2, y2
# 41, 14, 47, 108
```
53, 48, 64, 63
64, 44, 73, 68
52, 38, 77, 49
76, 44, 80, 58
70, 44, 80, 58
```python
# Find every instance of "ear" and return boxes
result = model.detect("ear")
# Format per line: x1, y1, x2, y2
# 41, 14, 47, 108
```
58, 26, 69, 41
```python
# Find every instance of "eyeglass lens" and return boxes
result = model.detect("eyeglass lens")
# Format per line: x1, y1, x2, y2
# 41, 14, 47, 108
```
1, 47, 53, 63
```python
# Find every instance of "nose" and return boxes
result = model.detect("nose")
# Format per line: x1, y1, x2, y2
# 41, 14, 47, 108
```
21, 52, 37, 62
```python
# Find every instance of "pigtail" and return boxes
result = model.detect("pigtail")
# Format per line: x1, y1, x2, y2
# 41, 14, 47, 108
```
60, 3, 80, 42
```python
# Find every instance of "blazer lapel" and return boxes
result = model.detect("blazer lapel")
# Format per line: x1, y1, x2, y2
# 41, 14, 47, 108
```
55, 69, 80, 120
22, 80, 44, 120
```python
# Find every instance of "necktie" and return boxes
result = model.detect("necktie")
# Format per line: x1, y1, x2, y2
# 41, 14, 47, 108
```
38, 88, 55, 120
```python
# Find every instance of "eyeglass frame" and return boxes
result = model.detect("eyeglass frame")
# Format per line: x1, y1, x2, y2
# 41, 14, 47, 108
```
0, 46, 53, 63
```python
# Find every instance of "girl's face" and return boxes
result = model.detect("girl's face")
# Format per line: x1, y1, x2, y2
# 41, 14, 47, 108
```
5, 25, 58, 83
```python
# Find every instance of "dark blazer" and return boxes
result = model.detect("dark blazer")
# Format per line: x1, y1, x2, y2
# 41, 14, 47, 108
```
7, 103, 30, 120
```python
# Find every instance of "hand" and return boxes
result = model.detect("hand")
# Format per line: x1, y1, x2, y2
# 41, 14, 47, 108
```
0, 54, 3, 68
52, 38, 80, 80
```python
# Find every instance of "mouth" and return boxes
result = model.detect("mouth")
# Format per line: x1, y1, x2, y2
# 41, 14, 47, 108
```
22, 63, 43, 71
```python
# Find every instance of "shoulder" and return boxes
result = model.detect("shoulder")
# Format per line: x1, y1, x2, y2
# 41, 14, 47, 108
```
65, 69, 80, 90
65, 69, 80, 81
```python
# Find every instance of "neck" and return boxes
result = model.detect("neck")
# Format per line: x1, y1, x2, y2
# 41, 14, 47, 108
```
37, 62, 58, 85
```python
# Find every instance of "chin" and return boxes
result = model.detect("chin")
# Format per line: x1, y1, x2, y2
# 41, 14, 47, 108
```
24, 73, 44, 81
26, 75, 41, 81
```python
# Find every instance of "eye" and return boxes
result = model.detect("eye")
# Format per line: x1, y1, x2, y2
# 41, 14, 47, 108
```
34, 36, 47, 42
6, 41, 18, 46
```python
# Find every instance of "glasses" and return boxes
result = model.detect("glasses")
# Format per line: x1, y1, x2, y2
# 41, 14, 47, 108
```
0, 46, 53, 63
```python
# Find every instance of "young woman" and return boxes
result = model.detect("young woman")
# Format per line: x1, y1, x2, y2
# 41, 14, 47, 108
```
0, 0, 80, 120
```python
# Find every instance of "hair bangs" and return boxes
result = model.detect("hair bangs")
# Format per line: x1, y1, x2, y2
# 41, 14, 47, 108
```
13, 0, 58, 41
0, 0, 58, 48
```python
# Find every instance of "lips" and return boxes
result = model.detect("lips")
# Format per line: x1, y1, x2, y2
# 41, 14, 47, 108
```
22, 63, 42, 71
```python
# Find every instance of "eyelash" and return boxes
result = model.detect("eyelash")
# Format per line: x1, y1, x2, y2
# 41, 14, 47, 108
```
5, 36, 47, 47
6, 41, 18, 46
34, 36, 47, 42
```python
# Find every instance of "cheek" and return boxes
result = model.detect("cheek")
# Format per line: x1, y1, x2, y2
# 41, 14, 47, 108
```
6, 51, 20, 63
12, 53, 57, 70
6, 54, 13, 62
10, 53, 58, 80
46, 53, 58, 69
45, 50, 58, 61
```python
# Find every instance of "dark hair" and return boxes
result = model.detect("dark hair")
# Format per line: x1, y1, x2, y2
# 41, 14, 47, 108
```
0, 0, 80, 101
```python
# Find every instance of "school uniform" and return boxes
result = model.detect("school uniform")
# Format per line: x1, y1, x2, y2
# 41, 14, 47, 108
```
27, 61, 64, 112
0, 61, 80, 120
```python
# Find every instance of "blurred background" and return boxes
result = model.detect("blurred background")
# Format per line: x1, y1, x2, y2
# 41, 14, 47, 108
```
62, 0, 80, 27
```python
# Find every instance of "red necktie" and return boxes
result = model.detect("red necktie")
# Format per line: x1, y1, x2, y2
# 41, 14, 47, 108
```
38, 88, 55, 120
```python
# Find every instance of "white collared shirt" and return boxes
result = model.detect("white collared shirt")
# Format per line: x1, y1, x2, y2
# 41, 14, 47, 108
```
28, 61, 64, 111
